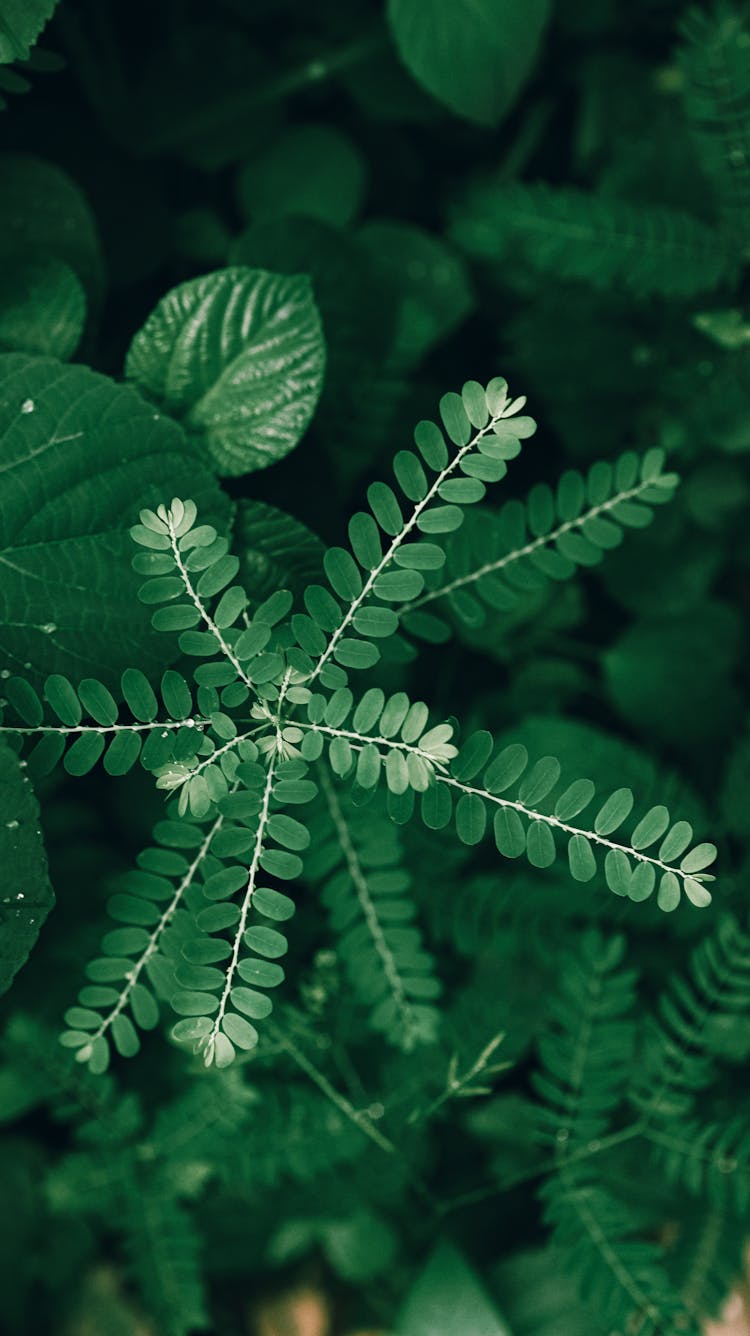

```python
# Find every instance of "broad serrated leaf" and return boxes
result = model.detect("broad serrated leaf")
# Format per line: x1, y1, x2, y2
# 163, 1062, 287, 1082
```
126, 266, 325, 478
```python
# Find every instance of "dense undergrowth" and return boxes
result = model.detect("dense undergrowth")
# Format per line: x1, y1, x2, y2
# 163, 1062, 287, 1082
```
1, 2, 750, 1334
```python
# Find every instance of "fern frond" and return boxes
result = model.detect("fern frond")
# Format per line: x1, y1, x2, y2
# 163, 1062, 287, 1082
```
309, 771, 441, 1050
400, 448, 679, 642
632, 913, 750, 1119
536, 932, 692, 1336
669, 1208, 744, 1326
147, 1066, 258, 1170
163, 721, 318, 1068
205, 1082, 369, 1188
647, 1115, 750, 1213
533, 930, 637, 1148
450, 180, 738, 295
181, 741, 288, 1068
123, 1174, 208, 1336
541, 1169, 696, 1336
435, 739, 716, 912
679, 2, 750, 249
0, 666, 207, 778
289, 378, 535, 686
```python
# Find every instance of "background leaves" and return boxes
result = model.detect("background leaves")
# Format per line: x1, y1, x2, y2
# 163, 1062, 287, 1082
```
1, 1, 750, 1333
387, 0, 551, 127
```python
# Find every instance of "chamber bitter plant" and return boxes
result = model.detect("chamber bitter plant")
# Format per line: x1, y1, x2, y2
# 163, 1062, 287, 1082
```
0, 373, 717, 1069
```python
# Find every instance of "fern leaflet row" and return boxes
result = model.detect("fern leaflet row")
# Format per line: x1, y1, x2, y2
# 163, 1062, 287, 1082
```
400, 447, 678, 641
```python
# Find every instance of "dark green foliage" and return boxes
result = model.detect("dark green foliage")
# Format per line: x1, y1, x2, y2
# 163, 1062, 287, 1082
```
0, 739, 52, 994
451, 182, 738, 297
679, 3, 750, 246
1, 3, 750, 1334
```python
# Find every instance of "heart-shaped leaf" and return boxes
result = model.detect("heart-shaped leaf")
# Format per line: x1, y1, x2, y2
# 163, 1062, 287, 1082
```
126, 266, 325, 477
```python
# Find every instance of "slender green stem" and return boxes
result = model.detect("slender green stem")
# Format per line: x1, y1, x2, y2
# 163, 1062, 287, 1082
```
0, 718, 206, 737
140, 30, 386, 154
268, 1023, 397, 1157
440, 1122, 645, 1215
407, 1032, 507, 1125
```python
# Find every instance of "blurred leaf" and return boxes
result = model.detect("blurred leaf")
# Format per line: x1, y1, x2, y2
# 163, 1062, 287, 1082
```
387, 0, 550, 128
492, 1248, 591, 1336
0, 256, 85, 359
326, 1209, 397, 1281
237, 124, 367, 227
173, 207, 232, 267
358, 221, 474, 365
0, 154, 104, 298
604, 601, 742, 753
397, 1240, 513, 1335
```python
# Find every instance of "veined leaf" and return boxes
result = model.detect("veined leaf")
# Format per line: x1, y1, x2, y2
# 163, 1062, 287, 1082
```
0, 355, 229, 684
125, 266, 326, 478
